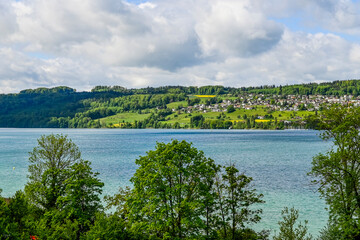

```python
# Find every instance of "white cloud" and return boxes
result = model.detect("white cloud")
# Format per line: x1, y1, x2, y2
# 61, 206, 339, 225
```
0, 1, 17, 42
177, 30, 360, 87
0, 0, 359, 93
195, 0, 283, 58
11, 0, 147, 51
309, 0, 360, 35
350, 44, 360, 63
8, 0, 201, 70
257, 0, 360, 36
138, 2, 156, 9
5, 0, 284, 69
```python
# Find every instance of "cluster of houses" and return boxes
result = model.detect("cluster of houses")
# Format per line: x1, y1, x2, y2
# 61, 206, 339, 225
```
238, 94, 360, 111
172, 94, 360, 113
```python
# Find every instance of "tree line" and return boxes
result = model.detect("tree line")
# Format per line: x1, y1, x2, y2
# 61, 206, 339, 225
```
1, 80, 360, 128
91, 80, 360, 96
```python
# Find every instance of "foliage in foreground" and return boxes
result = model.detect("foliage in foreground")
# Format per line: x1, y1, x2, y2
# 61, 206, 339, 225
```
0, 135, 268, 239
105, 140, 267, 240
273, 207, 312, 240
309, 106, 360, 239
2, 107, 360, 239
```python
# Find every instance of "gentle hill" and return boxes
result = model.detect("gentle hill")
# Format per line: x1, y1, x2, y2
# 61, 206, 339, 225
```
0, 79, 359, 129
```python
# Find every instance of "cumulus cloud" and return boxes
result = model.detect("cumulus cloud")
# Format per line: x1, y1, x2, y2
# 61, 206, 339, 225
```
11, 0, 150, 52
309, 0, 360, 35
9, 0, 202, 70
0, 48, 96, 92
177, 30, 360, 88
195, 0, 283, 58
6, 0, 284, 69
0, 0, 359, 93
0, 1, 17, 42
350, 44, 360, 63
257, 0, 360, 36
0, 47, 198, 93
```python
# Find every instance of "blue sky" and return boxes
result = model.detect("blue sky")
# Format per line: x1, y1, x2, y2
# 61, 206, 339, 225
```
0, 0, 359, 93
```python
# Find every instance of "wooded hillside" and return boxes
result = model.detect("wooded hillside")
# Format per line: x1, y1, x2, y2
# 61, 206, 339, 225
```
1, 79, 359, 128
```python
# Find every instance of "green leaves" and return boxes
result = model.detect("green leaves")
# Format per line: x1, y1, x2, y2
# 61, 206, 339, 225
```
26, 134, 82, 211
215, 165, 264, 239
227, 105, 235, 113
58, 160, 104, 234
309, 106, 360, 239
2, 135, 268, 238
128, 140, 219, 239
24, 134, 104, 239
273, 207, 312, 240
123, 140, 265, 239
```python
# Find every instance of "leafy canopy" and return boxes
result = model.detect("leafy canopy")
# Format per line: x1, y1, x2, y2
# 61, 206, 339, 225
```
24, 134, 104, 239
309, 106, 360, 239
120, 139, 265, 240
25, 134, 82, 210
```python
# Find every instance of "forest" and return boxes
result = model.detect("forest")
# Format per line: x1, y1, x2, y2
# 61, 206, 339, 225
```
1, 105, 360, 239
0, 79, 359, 129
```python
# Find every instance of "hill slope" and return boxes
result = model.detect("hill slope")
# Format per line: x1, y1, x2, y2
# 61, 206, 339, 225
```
1, 79, 359, 129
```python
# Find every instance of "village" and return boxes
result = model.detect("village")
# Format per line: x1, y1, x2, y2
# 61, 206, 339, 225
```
173, 94, 360, 114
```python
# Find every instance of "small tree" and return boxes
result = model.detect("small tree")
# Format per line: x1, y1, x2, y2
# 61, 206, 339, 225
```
216, 165, 264, 240
273, 207, 312, 240
227, 105, 235, 113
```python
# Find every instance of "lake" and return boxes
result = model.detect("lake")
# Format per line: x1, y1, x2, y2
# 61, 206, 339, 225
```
0, 128, 330, 236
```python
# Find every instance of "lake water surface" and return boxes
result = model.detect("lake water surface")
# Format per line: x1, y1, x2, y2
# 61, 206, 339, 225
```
0, 128, 330, 236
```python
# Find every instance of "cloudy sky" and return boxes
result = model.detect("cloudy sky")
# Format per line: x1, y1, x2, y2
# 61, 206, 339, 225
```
0, 0, 360, 93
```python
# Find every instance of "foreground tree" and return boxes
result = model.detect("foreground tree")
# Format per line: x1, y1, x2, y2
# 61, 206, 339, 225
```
309, 106, 360, 239
127, 140, 220, 239
58, 160, 104, 236
216, 165, 265, 240
0, 189, 12, 238
85, 213, 133, 240
273, 207, 312, 240
120, 140, 265, 239
24, 134, 104, 239
0, 189, 35, 239
25, 134, 82, 211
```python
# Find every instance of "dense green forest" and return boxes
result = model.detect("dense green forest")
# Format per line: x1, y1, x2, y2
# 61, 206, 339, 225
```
1, 106, 360, 239
1, 79, 359, 129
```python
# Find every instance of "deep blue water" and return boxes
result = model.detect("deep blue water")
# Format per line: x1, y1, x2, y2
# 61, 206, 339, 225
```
0, 129, 330, 235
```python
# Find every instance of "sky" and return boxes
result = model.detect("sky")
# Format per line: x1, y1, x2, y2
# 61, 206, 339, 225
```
0, 0, 360, 93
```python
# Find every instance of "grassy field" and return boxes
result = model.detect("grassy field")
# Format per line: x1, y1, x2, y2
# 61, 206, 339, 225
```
163, 112, 191, 125
100, 100, 315, 128
162, 108, 314, 125
166, 101, 188, 109
225, 106, 314, 121
101, 112, 151, 125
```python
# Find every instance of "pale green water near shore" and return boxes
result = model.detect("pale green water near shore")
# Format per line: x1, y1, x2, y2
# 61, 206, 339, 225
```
0, 128, 330, 236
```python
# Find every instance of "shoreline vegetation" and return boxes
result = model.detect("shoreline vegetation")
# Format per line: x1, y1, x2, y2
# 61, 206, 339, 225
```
1, 105, 360, 239
1, 79, 360, 130
0, 135, 311, 240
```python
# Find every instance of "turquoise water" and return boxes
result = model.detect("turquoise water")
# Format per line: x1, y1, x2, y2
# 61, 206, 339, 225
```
0, 129, 330, 236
